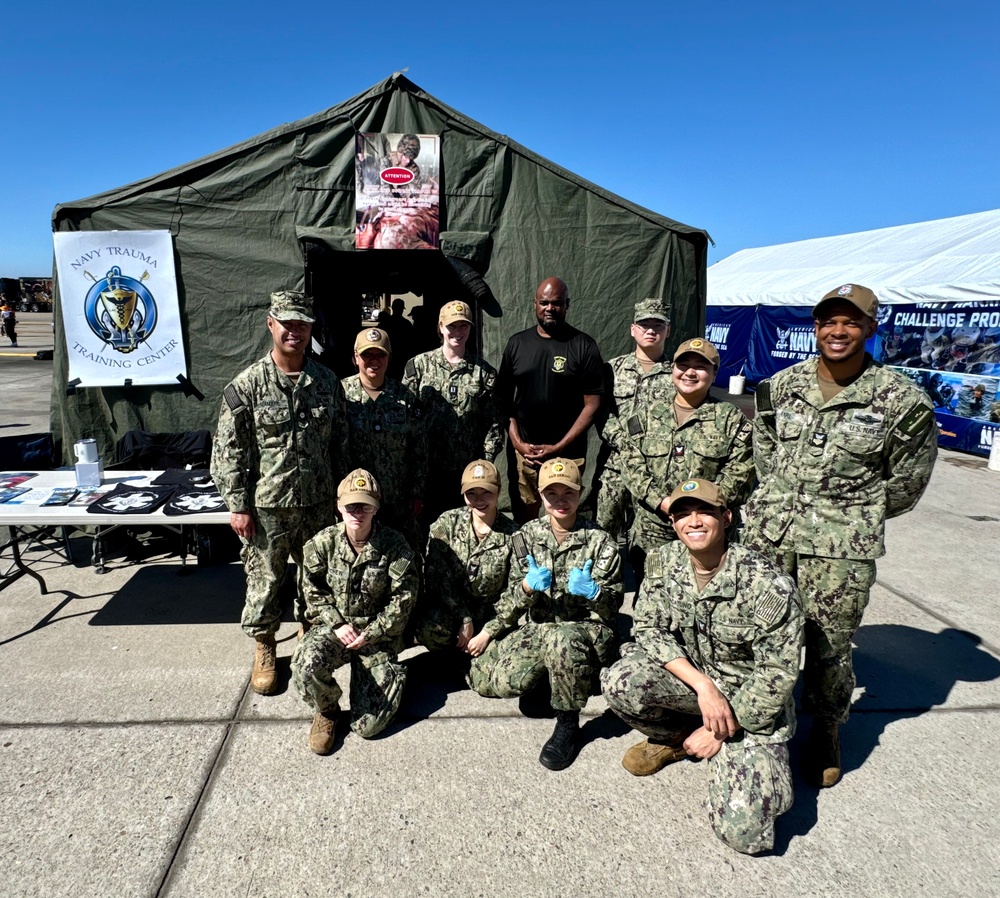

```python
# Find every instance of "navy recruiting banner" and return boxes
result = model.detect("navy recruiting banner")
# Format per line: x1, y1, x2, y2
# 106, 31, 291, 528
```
705, 305, 755, 384
54, 230, 188, 387
745, 305, 819, 382
875, 299, 1000, 455
355, 132, 441, 249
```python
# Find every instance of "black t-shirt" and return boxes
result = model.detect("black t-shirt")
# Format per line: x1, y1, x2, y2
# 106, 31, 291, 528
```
497, 324, 604, 459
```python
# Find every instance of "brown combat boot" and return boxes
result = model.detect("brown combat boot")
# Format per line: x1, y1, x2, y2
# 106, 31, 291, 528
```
622, 738, 690, 776
308, 708, 339, 755
250, 635, 278, 695
804, 719, 841, 787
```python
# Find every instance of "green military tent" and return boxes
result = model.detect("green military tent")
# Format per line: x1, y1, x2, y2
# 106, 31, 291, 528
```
51, 72, 709, 460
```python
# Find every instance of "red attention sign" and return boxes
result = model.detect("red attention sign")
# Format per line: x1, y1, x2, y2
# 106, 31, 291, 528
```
379, 167, 415, 185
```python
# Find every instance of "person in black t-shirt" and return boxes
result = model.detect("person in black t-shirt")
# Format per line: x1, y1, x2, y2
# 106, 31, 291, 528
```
496, 277, 604, 523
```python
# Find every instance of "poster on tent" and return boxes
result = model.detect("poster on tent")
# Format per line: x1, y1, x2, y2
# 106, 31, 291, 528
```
53, 230, 188, 387
355, 132, 441, 249
705, 306, 756, 384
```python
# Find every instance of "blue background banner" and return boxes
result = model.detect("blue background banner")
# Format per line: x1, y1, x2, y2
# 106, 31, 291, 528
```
707, 297, 1000, 456
705, 305, 755, 383
746, 305, 817, 381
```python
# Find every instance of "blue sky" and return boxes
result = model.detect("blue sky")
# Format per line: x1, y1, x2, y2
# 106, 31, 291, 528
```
3, 1, 998, 275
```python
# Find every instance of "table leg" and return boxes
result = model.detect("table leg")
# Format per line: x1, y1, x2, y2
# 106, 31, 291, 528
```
92, 526, 107, 574
2, 526, 49, 594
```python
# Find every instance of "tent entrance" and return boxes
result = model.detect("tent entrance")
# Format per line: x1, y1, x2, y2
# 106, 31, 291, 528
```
302, 240, 495, 379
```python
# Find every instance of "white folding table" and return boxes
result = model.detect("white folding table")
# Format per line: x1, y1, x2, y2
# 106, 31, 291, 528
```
0, 470, 231, 593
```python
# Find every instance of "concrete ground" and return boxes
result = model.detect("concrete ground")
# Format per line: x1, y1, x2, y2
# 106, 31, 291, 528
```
1, 327, 999, 897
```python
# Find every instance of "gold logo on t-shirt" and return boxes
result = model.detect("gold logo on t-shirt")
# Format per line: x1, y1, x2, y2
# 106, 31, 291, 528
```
551, 356, 567, 373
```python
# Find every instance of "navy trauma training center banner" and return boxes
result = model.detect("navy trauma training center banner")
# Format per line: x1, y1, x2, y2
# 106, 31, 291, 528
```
707, 300, 1000, 457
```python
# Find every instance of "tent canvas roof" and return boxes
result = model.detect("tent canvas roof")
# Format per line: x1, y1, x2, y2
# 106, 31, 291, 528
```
50, 73, 708, 459
707, 208, 1000, 306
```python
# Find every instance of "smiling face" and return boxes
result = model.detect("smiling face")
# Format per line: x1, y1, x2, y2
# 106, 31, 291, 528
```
672, 352, 716, 403
813, 300, 877, 365
268, 316, 311, 361
463, 486, 498, 518
442, 320, 471, 351
355, 347, 388, 388
540, 482, 580, 526
669, 499, 731, 553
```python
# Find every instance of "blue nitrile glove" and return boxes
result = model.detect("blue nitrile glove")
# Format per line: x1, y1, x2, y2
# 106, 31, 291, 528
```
524, 554, 552, 592
568, 559, 600, 600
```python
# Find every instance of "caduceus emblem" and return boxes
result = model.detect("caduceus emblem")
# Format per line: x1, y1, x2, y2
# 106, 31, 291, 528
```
82, 264, 158, 354
100, 284, 139, 333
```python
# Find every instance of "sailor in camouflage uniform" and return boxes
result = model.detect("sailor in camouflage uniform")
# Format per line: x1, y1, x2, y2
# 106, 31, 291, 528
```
601, 480, 803, 855
292, 470, 418, 754
595, 298, 671, 540
469, 458, 623, 770
211, 291, 348, 696
744, 284, 937, 788
343, 326, 427, 547
615, 337, 754, 580
402, 301, 504, 524
409, 460, 518, 654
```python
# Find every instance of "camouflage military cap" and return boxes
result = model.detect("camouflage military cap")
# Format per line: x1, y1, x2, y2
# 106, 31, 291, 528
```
439, 301, 474, 327
538, 457, 583, 492
633, 298, 670, 323
813, 284, 879, 321
354, 327, 392, 355
974, 384, 987, 393
337, 468, 381, 510
673, 337, 720, 367
666, 479, 726, 513
268, 291, 315, 323
461, 459, 500, 495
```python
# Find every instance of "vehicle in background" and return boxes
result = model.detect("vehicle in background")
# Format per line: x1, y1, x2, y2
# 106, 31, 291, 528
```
0, 277, 54, 312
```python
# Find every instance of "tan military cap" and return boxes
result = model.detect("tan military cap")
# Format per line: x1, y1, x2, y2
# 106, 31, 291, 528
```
812, 284, 879, 321
439, 301, 474, 327
673, 338, 720, 367
538, 458, 583, 492
354, 327, 392, 355
666, 479, 726, 513
337, 469, 381, 510
460, 460, 500, 494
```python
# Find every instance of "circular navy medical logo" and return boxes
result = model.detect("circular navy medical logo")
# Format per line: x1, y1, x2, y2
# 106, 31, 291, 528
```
84, 265, 158, 354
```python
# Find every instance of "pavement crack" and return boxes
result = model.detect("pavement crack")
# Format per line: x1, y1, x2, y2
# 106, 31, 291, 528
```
153, 677, 255, 898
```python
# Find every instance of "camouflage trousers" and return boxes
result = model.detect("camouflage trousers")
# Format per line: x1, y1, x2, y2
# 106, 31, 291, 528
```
594, 449, 633, 542
408, 600, 483, 653
744, 539, 876, 724
291, 624, 407, 739
468, 620, 618, 711
240, 505, 333, 638
601, 643, 793, 855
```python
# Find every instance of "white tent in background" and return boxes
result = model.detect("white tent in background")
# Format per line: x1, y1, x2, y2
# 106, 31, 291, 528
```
707, 208, 1000, 307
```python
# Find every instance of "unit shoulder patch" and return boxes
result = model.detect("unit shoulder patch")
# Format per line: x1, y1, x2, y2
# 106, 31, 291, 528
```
896, 404, 934, 438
